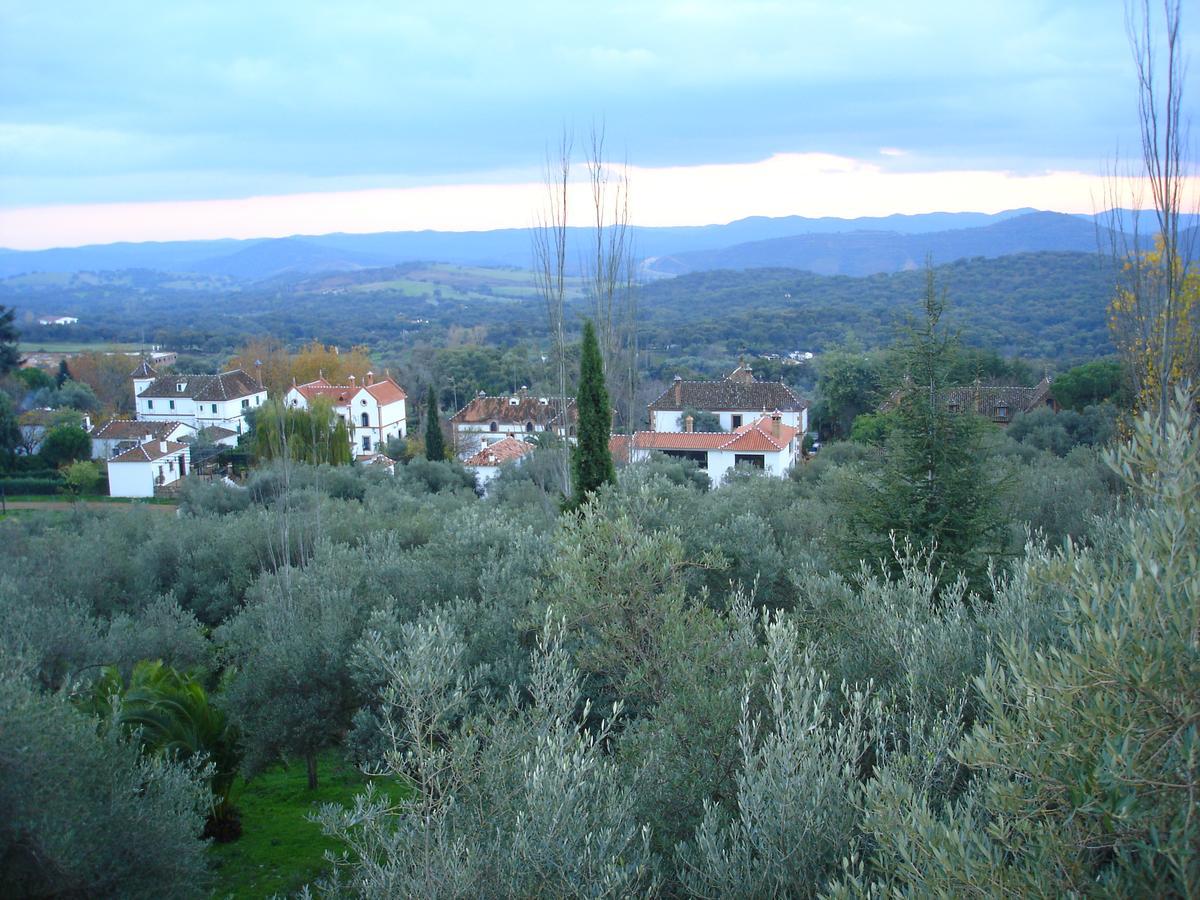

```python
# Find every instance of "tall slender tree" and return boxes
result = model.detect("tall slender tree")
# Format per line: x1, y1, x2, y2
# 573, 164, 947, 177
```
0, 305, 19, 376
425, 385, 446, 461
569, 320, 616, 509
843, 265, 1005, 592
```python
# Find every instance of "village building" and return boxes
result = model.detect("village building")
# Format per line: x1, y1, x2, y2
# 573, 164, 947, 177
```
132, 359, 267, 434
107, 440, 189, 498
629, 412, 802, 486
37, 315, 79, 326
647, 361, 809, 434
283, 372, 408, 458
17, 409, 93, 455
461, 435, 535, 492
90, 418, 194, 460
450, 390, 577, 457
943, 377, 1057, 425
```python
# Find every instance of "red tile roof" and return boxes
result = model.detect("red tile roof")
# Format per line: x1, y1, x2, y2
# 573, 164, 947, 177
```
108, 440, 188, 464
364, 378, 407, 404
609, 434, 631, 465
633, 415, 797, 453
90, 418, 187, 441
463, 435, 535, 467
451, 394, 576, 427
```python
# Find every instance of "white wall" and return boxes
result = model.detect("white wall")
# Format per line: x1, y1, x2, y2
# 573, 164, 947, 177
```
651, 408, 805, 433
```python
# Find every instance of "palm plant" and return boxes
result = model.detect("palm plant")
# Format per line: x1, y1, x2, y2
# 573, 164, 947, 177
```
85, 661, 244, 840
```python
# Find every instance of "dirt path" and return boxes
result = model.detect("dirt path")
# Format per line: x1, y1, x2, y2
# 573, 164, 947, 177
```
1, 500, 178, 513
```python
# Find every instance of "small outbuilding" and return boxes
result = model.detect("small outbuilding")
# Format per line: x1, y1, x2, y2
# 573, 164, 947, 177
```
107, 440, 189, 498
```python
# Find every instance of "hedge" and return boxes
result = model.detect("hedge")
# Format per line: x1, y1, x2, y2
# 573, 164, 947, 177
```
0, 478, 64, 496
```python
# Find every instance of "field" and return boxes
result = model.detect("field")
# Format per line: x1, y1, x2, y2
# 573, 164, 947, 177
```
18, 340, 144, 354
210, 752, 408, 899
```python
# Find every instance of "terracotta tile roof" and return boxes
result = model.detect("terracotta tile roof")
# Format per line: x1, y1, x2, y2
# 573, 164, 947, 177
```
609, 434, 631, 465
882, 378, 1054, 419
108, 440, 188, 464
463, 435, 536, 467
129, 358, 158, 378
195, 426, 238, 441
648, 373, 807, 413
90, 418, 186, 441
294, 376, 407, 407
364, 378, 407, 404
138, 369, 263, 401
633, 415, 797, 453
451, 394, 577, 428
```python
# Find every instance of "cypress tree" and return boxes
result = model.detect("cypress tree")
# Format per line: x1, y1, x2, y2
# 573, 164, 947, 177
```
425, 385, 446, 461
569, 319, 616, 508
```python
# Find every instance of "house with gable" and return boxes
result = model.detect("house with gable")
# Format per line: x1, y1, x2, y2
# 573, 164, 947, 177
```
283, 372, 408, 457
881, 377, 1058, 426
630, 411, 802, 486
647, 361, 809, 434
90, 418, 194, 460
450, 389, 577, 457
462, 434, 535, 493
132, 359, 266, 434
107, 439, 189, 498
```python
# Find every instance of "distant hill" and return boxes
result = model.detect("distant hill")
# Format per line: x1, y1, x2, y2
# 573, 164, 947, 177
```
0, 209, 1044, 280
644, 212, 1129, 277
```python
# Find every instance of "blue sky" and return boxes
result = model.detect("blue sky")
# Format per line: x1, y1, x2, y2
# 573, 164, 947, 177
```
0, 0, 1195, 246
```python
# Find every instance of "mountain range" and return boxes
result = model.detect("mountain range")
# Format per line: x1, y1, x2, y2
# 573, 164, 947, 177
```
0, 208, 1190, 283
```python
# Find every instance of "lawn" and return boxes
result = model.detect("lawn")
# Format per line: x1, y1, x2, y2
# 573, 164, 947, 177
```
18, 340, 143, 353
209, 752, 408, 899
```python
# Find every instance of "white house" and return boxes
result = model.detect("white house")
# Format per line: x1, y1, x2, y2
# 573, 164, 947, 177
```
90, 418, 194, 460
450, 390, 576, 458
133, 360, 266, 434
107, 440, 189, 498
629, 412, 802, 487
284, 372, 408, 458
462, 435, 534, 493
647, 362, 808, 434
38, 315, 79, 326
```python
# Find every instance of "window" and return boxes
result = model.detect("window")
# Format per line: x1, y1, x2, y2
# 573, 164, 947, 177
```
361, 412, 369, 427
663, 449, 708, 469
995, 404, 1008, 419
169, 400, 175, 410
734, 453, 765, 469
489, 421, 498, 433
147, 400, 154, 410
525, 421, 534, 432
176, 382, 186, 392
730, 414, 742, 428
241, 399, 249, 410
362, 435, 371, 451
211, 404, 217, 413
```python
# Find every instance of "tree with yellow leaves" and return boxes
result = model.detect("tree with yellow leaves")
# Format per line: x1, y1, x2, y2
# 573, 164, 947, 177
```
226, 340, 375, 396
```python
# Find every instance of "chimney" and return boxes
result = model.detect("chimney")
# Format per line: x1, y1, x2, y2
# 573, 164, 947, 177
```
770, 411, 782, 440
348, 374, 356, 386
366, 370, 374, 385
673, 375, 683, 406
685, 414, 694, 433
159, 440, 168, 453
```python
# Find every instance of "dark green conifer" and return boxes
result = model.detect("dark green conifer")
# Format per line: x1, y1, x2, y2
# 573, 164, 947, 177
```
569, 320, 616, 509
425, 385, 446, 461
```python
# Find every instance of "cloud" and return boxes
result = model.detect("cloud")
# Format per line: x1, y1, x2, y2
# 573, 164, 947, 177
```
4, 151, 1195, 250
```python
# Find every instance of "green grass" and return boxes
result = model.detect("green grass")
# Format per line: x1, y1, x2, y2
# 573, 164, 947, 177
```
18, 340, 143, 354
209, 752, 408, 899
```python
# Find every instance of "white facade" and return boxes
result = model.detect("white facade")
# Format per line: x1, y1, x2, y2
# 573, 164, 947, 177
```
91, 420, 194, 460
630, 414, 802, 487
107, 441, 189, 498
651, 407, 806, 434
284, 375, 408, 457
134, 370, 267, 434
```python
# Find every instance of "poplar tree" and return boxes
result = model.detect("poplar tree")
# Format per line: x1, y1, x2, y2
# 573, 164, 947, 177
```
424, 385, 445, 461
568, 320, 616, 509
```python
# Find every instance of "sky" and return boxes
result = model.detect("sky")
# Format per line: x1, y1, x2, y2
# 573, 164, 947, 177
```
0, 0, 1196, 249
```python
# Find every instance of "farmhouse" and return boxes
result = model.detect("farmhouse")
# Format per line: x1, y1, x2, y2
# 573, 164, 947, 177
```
630, 412, 802, 486
943, 377, 1057, 425
133, 360, 266, 434
283, 372, 408, 457
90, 418, 194, 460
107, 440, 189, 498
648, 361, 809, 433
462, 435, 535, 493
37, 315, 79, 326
450, 390, 577, 457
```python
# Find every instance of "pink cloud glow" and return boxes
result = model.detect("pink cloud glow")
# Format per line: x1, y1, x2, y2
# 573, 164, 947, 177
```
1, 153, 1192, 250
